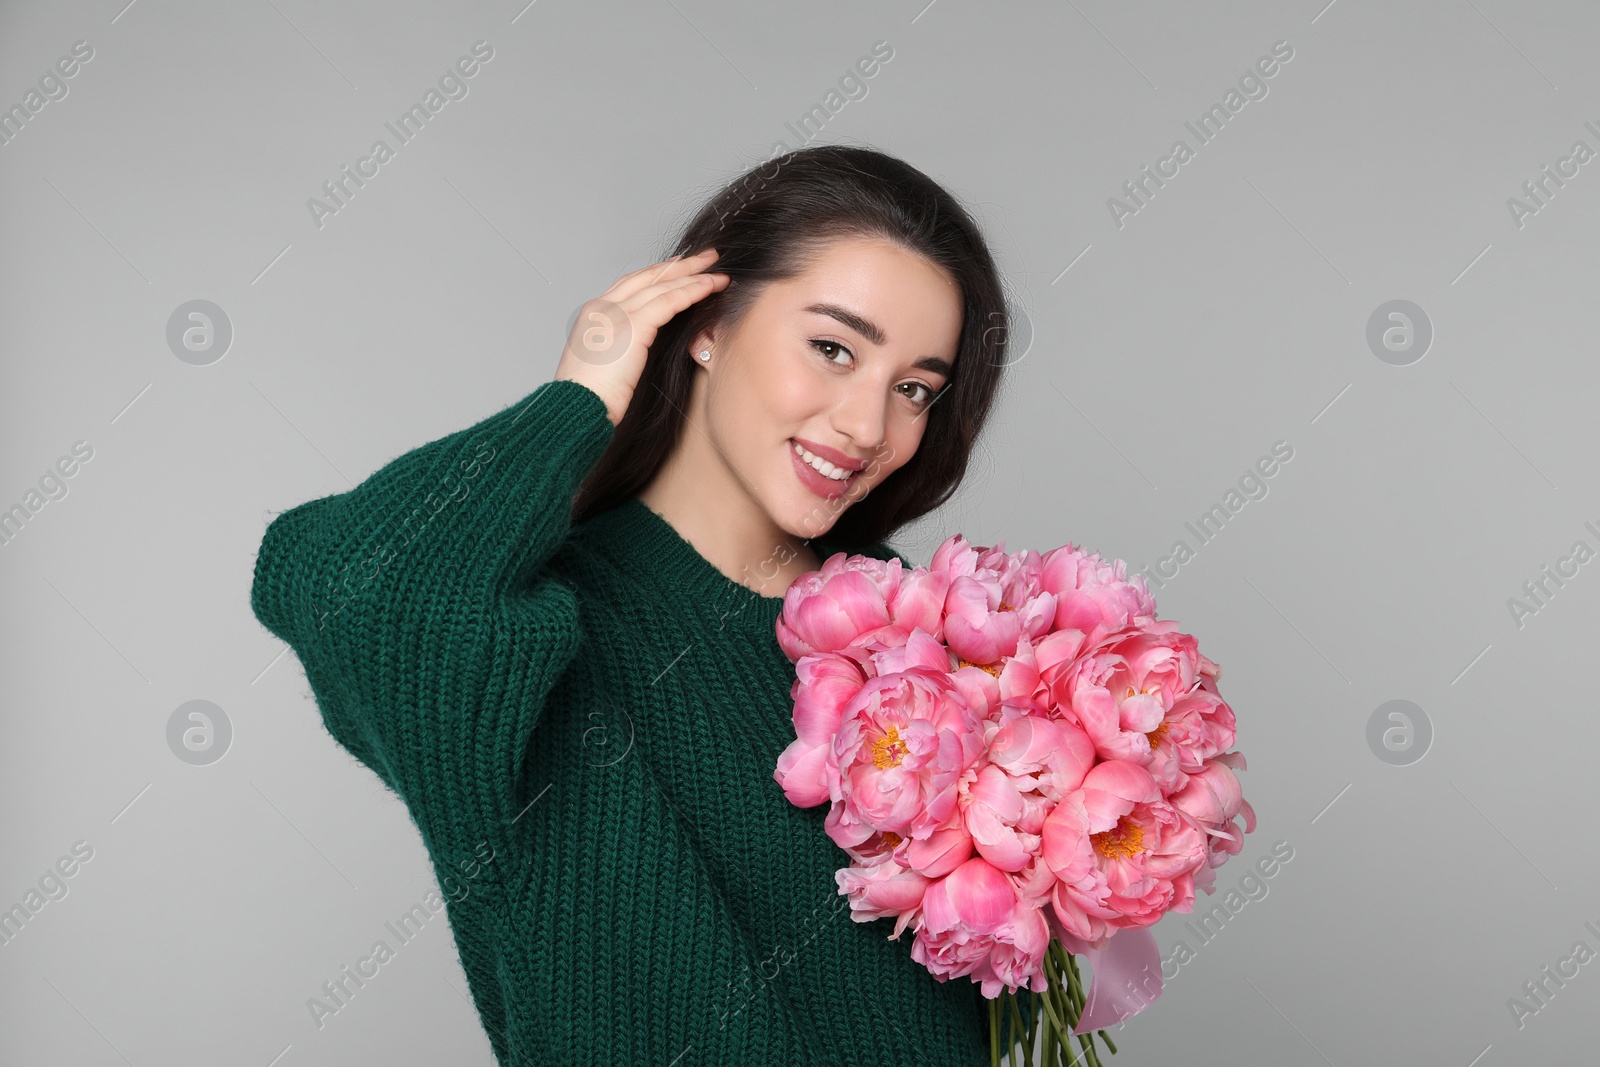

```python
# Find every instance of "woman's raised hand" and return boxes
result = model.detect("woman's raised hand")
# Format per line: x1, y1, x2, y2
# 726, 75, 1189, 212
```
554, 249, 729, 427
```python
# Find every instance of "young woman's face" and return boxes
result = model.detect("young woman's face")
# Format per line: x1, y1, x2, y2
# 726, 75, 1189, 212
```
691, 235, 963, 539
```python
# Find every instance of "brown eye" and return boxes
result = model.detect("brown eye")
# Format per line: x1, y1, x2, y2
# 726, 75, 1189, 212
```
810, 338, 851, 365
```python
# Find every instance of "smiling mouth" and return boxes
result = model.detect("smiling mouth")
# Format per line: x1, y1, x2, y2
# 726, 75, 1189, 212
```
791, 439, 861, 481
790, 439, 862, 499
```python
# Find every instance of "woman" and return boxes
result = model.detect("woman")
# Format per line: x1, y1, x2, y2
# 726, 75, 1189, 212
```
251, 144, 1011, 1065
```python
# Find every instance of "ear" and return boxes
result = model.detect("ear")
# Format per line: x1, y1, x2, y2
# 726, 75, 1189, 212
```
688, 327, 723, 370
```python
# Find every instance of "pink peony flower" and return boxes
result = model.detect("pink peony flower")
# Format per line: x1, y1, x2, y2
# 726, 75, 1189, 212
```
1039, 760, 1208, 938
857, 626, 953, 679
986, 706, 1095, 793
1055, 624, 1219, 773
956, 709, 1095, 873
821, 668, 987, 853
771, 531, 1252, 1039
931, 536, 1058, 667
773, 652, 870, 807
776, 551, 903, 661
900, 820, 978, 879
943, 632, 1049, 723
835, 853, 933, 939
1169, 752, 1257, 871
776, 551, 956, 662
964, 903, 1052, 998
910, 856, 1052, 997
884, 565, 952, 645
960, 764, 1037, 872
1038, 542, 1158, 651
1144, 664, 1238, 795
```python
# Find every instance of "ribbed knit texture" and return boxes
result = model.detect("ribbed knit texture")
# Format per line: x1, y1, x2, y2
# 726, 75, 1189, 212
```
250, 378, 991, 1066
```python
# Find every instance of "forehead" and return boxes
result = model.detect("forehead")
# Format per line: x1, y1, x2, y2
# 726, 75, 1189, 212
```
760, 236, 962, 362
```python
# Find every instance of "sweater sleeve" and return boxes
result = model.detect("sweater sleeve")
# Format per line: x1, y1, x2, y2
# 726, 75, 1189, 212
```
249, 377, 615, 862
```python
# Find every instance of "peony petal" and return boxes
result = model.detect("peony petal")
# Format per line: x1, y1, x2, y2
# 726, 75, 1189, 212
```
773, 740, 832, 808
940, 856, 1018, 933
905, 823, 974, 879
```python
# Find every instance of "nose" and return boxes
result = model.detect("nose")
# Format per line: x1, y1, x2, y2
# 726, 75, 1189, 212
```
832, 380, 889, 458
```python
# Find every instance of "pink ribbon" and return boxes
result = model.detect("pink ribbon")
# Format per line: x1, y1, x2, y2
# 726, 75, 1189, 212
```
1063, 927, 1163, 1035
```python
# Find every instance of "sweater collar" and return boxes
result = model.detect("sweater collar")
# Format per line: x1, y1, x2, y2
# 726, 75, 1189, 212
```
586, 496, 855, 637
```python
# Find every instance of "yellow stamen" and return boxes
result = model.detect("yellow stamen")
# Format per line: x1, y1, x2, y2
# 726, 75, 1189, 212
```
1092, 815, 1145, 861
957, 657, 1001, 678
872, 725, 909, 769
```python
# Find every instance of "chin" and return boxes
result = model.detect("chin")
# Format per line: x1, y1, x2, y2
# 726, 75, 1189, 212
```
771, 445, 880, 539
800, 488, 868, 540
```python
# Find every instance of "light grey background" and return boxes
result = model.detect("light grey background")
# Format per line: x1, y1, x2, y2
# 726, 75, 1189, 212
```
3, 0, 1596, 1064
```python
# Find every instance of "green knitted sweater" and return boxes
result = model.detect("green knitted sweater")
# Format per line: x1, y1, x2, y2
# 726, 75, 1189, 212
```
249, 377, 991, 1066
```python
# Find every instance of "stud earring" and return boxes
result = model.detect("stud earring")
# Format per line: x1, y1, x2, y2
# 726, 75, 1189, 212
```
698, 350, 711, 361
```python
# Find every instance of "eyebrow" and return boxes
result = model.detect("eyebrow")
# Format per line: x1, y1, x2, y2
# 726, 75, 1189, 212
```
802, 302, 955, 379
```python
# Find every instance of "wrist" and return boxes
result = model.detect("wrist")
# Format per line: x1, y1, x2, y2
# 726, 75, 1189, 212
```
555, 374, 625, 427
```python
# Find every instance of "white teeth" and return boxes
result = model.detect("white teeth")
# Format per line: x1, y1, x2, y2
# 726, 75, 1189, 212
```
792, 441, 853, 480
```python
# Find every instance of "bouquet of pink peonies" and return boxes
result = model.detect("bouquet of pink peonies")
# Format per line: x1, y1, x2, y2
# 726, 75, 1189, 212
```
773, 534, 1255, 1067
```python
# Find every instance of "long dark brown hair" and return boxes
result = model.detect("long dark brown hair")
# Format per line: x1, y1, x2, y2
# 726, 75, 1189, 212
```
571, 143, 1012, 547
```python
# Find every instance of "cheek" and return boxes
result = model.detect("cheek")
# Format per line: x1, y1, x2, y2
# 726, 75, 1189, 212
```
713, 358, 791, 438
766, 364, 827, 421
742, 347, 812, 422
872, 421, 924, 480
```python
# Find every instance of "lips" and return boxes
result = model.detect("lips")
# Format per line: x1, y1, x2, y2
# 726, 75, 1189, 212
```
792, 437, 868, 472
790, 439, 860, 500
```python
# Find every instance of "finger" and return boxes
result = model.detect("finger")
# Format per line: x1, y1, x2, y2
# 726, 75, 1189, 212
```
617, 271, 727, 323
620, 274, 729, 337
607, 249, 719, 301
624, 249, 718, 292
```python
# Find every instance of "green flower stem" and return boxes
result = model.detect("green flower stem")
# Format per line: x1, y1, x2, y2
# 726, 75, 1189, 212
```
1062, 944, 1116, 1067
990, 996, 1001, 1067
1007, 989, 1034, 1067
1065, 952, 1102, 1067
1040, 947, 1077, 1066
1037, 990, 1057, 1067
1059, 961, 1086, 1066
1006, 993, 1018, 1067
1036, 991, 1049, 1067
993, 940, 1129, 1067
1081, 1029, 1103, 1067
1058, 945, 1083, 1020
